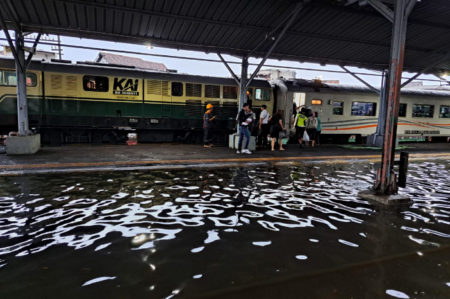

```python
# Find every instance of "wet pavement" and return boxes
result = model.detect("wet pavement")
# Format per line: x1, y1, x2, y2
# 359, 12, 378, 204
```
0, 159, 449, 298
0, 143, 449, 175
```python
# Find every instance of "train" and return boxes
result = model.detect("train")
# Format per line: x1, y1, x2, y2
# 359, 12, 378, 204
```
280, 79, 450, 143
1, 57, 449, 145
0, 58, 273, 145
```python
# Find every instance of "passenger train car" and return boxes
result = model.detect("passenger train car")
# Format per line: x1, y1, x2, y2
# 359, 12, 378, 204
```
281, 80, 450, 143
1, 57, 449, 145
0, 58, 273, 144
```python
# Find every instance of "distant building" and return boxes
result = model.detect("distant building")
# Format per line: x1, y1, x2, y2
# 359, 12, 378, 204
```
257, 69, 296, 80
95, 52, 170, 72
322, 80, 340, 84
1, 46, 56, 61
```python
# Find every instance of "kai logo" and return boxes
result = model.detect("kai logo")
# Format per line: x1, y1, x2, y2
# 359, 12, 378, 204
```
113, 78, 139, 96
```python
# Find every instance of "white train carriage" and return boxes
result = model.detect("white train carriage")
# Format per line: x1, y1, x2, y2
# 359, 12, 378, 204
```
277, 79, 450, 142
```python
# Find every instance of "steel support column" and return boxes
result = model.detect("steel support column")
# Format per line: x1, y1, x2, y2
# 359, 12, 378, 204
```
239, 56, 249, 111
14, 31, 30, 136
376, 0, 414, 194
368, 69, 388, 146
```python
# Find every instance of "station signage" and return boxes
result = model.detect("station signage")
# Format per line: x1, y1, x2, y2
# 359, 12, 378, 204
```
113, 78, 139, 96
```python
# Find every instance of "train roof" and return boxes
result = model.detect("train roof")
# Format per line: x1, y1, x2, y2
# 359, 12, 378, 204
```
0, 58, 271, 88
282, 79, 450, 98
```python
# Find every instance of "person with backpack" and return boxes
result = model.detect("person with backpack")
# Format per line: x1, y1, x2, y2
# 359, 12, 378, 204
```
306, 112, 318, 148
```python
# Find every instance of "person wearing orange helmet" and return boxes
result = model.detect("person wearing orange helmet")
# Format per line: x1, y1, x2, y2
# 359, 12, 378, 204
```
203, 103, 216, 148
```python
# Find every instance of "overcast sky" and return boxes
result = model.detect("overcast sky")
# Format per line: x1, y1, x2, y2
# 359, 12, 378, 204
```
1, 33, 444, 87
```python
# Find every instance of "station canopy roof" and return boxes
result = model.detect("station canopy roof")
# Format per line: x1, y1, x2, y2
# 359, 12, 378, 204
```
0, 0, 449, 75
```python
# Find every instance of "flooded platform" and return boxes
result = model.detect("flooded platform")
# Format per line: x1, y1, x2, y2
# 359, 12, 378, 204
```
0, 143, 449, 175
0, 155, 449, 298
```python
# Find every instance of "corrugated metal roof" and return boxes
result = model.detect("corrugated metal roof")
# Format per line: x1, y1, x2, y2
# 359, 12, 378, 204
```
0, 0, 449, 74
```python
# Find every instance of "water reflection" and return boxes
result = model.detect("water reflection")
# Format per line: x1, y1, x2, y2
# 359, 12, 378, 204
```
0, 161, 449, 298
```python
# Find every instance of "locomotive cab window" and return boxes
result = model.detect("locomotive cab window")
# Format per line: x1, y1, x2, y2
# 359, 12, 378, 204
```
83, 76, 108, 92
332, 101, 344, 115
223, 86, 238, 99
0, 70, 37, 87
439, 105, 450, 118
412, 104, 434, 118
351, 102, 377, 116
254, 88, 270, 101
171, 82, 183, 96
399, 103, 407, 117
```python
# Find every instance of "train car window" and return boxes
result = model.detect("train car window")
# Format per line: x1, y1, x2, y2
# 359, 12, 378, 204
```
223, 86, 238, 99
351, 102, 377, 116
412, 104, 434, 118
399, 103, 407, 117
205, 85, 220, 98
171, 82, 183, 96
83, 76, 108, 92
254, 88, 271, 101
332, 101, 344, 115
0, 70, 37, 87
439, 105, 450, 118
186, 83, 202, 97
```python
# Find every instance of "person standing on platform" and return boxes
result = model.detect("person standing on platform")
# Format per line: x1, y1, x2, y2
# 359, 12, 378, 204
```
203, 103, 216, 148
236, 103, 253, 154
258, 105, 270, 149
270, 110, 286, 151
315, 112, 322, 146
306, 112, 318, 148
293, 106, 307, 148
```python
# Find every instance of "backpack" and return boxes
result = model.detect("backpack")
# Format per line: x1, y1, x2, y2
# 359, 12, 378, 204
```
307, 117, 318, 129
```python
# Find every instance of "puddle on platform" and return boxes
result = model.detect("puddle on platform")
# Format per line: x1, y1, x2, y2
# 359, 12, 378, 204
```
0, 160, 449, 298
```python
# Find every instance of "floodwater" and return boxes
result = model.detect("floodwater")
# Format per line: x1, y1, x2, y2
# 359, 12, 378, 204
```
0, 160, 449, 299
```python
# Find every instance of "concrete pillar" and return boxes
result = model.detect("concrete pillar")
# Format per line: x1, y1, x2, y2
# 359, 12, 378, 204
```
15, 31, 30, 136
239, 56, 248, 111
5, 31, 41, 155
376, 0, 409, 194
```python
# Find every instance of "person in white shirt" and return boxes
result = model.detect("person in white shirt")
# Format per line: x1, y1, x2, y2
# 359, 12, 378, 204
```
257, 105, 270, 149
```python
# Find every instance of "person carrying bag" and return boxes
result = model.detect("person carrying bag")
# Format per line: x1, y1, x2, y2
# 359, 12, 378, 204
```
306, 114, 318, 147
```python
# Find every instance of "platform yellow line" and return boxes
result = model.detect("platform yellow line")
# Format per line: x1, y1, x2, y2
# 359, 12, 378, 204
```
1, 152, 449, 171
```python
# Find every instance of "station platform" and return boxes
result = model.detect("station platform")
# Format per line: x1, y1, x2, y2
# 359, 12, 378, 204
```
0, 143, 449, 176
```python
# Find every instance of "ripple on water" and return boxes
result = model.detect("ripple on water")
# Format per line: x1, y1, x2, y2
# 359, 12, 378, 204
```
0, 161, 449, 297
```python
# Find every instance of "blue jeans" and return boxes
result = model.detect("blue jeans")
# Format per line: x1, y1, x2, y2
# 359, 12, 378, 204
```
238, 126, 250, 150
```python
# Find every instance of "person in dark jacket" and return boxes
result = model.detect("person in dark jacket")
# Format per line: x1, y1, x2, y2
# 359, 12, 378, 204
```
270, 110, 286, 151
236, 103, 253, 154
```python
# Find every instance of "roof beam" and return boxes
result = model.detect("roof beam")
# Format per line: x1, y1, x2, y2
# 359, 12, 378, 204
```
25, 33, 41, 70
0, 8, 23, 72
246, 2, 305, 87
367, 0, 394, 23
217, 53, 240, 86
340, 66, 380, 94
401, 52, 450, 88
